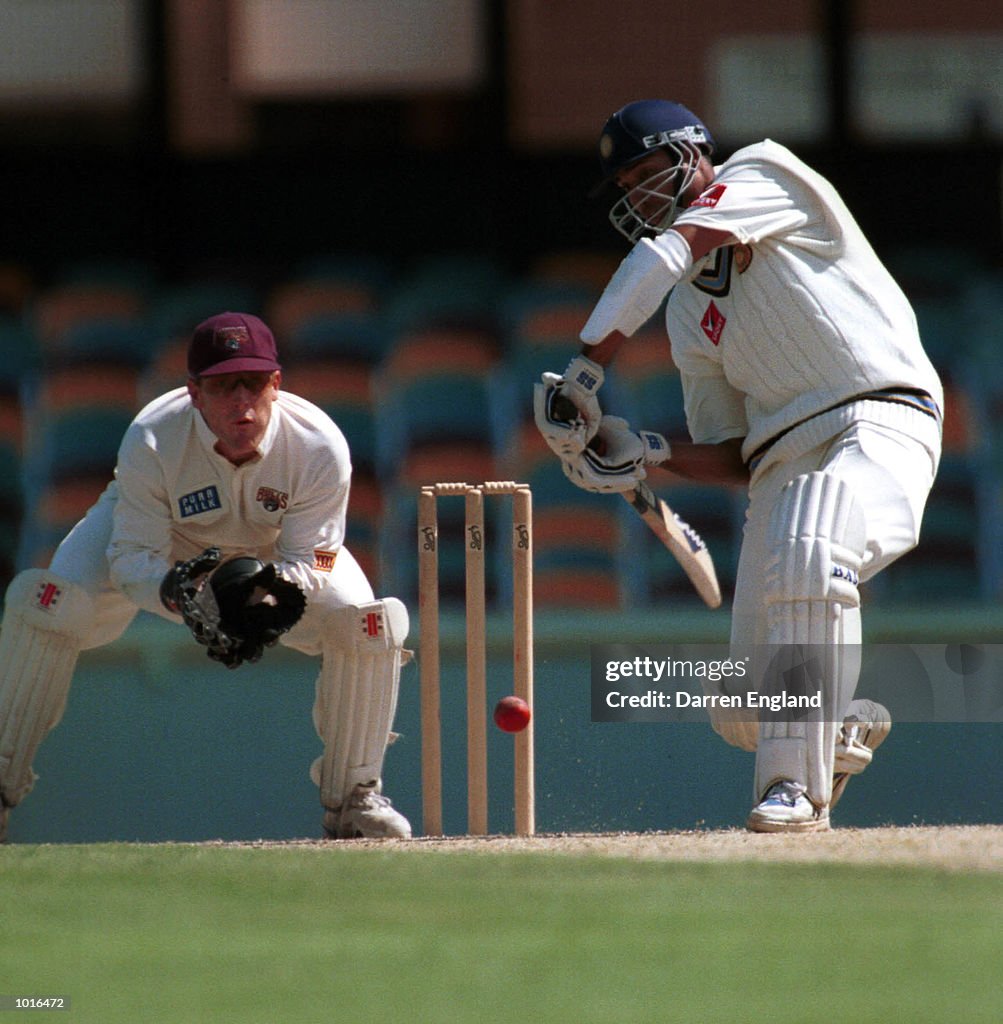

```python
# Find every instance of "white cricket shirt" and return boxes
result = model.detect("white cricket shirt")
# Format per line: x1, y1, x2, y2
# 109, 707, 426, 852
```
107, 387, 352, 617
665, 140, 943, 460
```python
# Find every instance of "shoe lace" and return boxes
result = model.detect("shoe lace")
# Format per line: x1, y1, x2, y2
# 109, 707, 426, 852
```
764, 781, 805, 807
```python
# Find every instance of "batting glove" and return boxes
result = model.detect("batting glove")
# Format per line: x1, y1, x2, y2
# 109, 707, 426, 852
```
533, 355, 605, 458
561, 416, 671, 494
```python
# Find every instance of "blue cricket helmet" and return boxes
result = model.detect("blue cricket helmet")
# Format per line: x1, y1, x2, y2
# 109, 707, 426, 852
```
596, 100, 715, 184
593, 100, 716, 242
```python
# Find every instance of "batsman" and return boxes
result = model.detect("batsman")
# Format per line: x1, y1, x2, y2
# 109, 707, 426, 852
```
535, 101, 943, 832
0, 312, 411, 842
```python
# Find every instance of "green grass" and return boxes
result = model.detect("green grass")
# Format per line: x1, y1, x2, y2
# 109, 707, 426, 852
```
1, 844, 1001, 1024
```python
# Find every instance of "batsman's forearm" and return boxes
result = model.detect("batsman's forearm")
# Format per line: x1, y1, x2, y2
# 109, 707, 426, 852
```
656, 439, 749, 485
579, 330, 628, 366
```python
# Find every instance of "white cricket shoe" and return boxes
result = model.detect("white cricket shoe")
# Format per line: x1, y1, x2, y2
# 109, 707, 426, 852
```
746, 780, 830, 833
323, 784, 412, 840
830, 699, 892, 810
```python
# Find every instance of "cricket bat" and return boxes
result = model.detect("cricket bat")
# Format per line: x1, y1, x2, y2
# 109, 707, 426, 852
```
622, 479, 721, 608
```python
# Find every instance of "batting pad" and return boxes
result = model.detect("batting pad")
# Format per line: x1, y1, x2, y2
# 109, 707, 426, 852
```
706, 703, 760, 752
311, 597, 409, 811
755, 472, 866, 808
0, 570, 94, 807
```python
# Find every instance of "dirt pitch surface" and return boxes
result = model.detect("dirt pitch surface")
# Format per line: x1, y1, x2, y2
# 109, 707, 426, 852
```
208, 825, 1003, 873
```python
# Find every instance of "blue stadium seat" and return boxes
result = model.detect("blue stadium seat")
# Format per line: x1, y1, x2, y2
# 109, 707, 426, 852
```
384, 255, 505, 335
148, 282, 260, 342
285, 313, 392, 367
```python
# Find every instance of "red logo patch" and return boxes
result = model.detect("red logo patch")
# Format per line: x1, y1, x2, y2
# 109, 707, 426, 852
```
36, 582, 62, 610
691, 183, 727, 209
701, 301, 726, 345
364, 611, 383, 638
313, 550, 337, 573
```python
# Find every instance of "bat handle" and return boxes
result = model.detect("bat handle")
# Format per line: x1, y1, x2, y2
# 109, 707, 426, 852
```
551, 393, 579, 422
550, 392, 606, 454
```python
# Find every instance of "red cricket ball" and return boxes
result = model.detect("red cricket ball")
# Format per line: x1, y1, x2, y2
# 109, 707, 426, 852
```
493, 695, 532, 733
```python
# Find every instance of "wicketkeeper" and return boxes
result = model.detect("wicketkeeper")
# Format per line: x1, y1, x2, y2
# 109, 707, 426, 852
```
535, 100, 944, 832
0, 311, 412, 842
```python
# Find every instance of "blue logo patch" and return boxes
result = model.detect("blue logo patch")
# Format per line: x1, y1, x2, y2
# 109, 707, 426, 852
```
179, 486, 222, 518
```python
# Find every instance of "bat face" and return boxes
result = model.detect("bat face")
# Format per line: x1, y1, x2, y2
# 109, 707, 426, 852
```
627, 481, 721, 608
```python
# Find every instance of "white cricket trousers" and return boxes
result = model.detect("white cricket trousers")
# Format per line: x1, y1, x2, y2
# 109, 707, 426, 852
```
731, 399, 942, 647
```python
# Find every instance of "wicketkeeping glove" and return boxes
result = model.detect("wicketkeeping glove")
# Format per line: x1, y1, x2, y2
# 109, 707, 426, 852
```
160, 548, 307, 669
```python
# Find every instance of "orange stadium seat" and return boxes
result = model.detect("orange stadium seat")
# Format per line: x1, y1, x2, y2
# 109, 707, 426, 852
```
31, 285, 146, 351
265, 280, 381, 343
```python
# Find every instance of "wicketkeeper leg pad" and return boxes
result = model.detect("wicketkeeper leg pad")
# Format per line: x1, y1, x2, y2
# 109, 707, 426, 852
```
754, 472, 866, 809
311, 598, 409, 812
0, 570, 94, 808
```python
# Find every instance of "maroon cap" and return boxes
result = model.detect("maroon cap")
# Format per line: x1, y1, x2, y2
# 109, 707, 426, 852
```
187, 312, 282, 377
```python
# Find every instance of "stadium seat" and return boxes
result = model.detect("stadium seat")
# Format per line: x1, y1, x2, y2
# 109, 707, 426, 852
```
380, 326, 501, 383
384, 254, 505, 335
54, 318, 157, 369
527, 249, 621, 293
612, 326, 688, 438
377, 330, 503, 470
531, 502, 623, 608
284, 312, 392, 368
265, 279, 383, 343
31, 283, 147, 352
32, 407, 133, 482
148, 282, 260, 342
344, 470, 385, 588
495, 283, 598, 444
35, 364, 142, 420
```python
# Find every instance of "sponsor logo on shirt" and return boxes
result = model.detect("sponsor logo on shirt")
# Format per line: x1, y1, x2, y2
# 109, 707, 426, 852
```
35, 581, 62, 611
691, 183, 727, 209
179, 486, 222, 518
700, 301, 726, 345
313, 549, 338, 572
256, 486, 289, 512
733, 243, 753, 273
